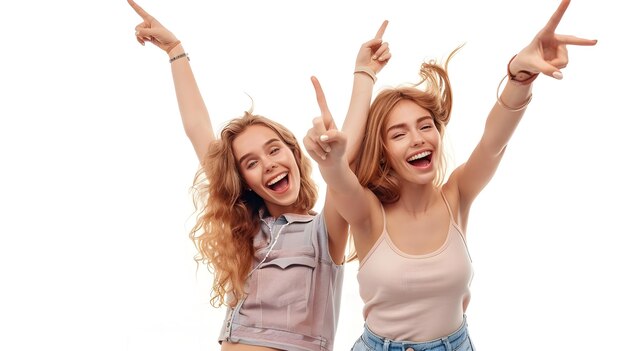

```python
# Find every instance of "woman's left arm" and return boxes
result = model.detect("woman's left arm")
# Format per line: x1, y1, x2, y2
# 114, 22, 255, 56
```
453, 0, 597, 207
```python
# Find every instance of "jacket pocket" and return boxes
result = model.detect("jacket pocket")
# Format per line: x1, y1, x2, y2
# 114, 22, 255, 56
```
257, 254, 316, 306
241, 251, 318, 333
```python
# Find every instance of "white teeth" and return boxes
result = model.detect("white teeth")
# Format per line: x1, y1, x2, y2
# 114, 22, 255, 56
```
407, 151, 431, 162
267, 172, 287, 186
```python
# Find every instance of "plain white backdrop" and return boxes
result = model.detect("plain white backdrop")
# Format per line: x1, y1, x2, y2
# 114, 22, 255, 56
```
0, 0, 624, 350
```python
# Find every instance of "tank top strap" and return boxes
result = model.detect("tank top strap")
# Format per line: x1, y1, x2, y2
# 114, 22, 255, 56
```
439, 189, 459, 228
379, 202, 387, 230
439, 190, 471, 261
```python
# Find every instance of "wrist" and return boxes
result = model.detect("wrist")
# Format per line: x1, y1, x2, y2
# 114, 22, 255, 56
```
169, 52, 190, 64
167, 42, 189, 64
354, 66, 376, 83
496, 73, 533, 112
165, 40, 182, 54
507, 55, 538, 85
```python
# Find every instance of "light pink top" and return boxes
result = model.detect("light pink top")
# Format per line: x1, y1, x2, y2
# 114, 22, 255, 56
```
219, 210, 344, 351
357, 192, 473, 341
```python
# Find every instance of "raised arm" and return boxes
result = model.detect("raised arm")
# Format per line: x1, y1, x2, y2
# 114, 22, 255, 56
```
128, 0, 214, 161
305, 78, 381, 257
451, 0, 597, 210
343, 21, 391, 164
304, 23, 392, 262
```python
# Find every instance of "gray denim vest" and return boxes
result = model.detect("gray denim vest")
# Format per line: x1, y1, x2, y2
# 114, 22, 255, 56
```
219, 211, 344, 351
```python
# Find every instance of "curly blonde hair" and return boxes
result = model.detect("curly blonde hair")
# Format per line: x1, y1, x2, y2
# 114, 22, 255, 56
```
189, 112, 318, 307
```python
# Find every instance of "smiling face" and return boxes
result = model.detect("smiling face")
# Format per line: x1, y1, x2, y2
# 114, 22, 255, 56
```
384, 99, 441, 186
232, 124, 302, 216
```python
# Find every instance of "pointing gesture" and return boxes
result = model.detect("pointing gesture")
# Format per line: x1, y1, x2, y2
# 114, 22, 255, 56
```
128, 0, 180, 53
304, 77, 346, 162
510, 0, 597, 80
355, 20, 391, 76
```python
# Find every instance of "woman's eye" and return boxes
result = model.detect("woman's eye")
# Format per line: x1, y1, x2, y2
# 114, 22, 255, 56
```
246, 160, 258, 169
269, 147, 280, 155
391, 133, 405, 140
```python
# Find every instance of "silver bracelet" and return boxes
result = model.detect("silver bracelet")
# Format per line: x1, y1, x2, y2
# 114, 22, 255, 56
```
169, 52, 190, 64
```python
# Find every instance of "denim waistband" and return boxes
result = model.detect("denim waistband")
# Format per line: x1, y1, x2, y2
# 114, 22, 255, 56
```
360, 316, 469, 351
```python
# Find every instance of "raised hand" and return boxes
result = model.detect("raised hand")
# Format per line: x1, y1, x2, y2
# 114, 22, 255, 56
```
510, 0, 597, 80
304, 77, 347, 163
128, 0, 180, 53
355, 20, 391, 75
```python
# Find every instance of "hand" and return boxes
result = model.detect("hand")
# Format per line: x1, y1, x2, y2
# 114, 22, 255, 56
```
304, 77, 347, 163
511, 0, 597, 80
128, 0, 180, 53
355, 20, 391, 75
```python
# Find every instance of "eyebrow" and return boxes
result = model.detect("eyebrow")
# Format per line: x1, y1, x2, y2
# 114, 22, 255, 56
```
386, 116, 432, 134
238, 138, 281, 165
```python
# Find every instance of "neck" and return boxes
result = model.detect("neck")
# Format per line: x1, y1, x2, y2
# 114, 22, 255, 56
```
390, 183, 439, 216
264, 203, 308, 218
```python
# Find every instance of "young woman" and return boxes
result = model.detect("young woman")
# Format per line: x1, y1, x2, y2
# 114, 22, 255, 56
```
127, 1, 390, 350
304, 0, 596, 350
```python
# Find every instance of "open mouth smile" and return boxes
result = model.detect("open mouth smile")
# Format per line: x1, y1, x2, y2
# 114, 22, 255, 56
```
406, 151, 432, 168
266, 172, 290, 192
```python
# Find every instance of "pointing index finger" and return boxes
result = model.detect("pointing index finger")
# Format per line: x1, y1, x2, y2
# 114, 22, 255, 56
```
310, 76, 336, 130
375, 20, 389, 39
128, 0, 153, 20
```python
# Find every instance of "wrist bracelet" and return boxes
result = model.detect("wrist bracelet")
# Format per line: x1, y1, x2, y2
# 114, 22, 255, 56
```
507, 54, 538, 85
496, 74, 533, 112
354, 66, 377, 83
169, 52, 190, 64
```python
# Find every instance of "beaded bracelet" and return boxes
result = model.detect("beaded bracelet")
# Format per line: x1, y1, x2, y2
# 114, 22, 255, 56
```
354, 66, 377, 83
169, 52, 190, 64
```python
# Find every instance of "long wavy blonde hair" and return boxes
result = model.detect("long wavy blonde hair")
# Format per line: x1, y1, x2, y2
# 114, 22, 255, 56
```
190, 112, 318, 307
348, 48, 460, 261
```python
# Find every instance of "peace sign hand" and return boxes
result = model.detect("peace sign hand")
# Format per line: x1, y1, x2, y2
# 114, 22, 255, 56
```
510, 0, 597, 80
304, 77, 347, 164
128, 0, 180, 53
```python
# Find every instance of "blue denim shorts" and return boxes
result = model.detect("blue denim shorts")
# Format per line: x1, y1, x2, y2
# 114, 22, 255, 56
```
351, 316, 475, 351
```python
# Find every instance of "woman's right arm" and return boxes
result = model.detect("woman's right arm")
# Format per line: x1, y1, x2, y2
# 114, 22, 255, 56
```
305, 80, 380, 240
310, 22, 390, 261
128, 0, 214, 161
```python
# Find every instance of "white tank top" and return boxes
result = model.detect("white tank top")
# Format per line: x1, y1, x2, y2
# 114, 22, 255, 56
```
357, 191, 473, 341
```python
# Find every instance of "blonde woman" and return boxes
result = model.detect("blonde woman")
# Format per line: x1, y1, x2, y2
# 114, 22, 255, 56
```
128, 0, 390, 349
304, 0, 596, 350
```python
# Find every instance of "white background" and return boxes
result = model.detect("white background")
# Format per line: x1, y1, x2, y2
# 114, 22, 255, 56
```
1, 0, 624, 350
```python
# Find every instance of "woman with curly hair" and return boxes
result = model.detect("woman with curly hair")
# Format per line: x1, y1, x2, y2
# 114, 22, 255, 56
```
304, 0, 596, 350
127, 0, 390, 350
